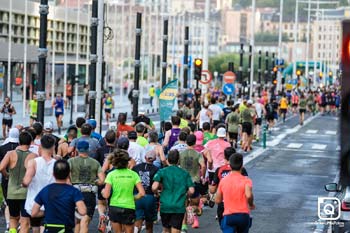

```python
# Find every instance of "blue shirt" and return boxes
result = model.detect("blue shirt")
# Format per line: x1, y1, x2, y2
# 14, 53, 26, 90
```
54, 98, 64, 114
91, 132, 102, 141
34, 183, 83, 228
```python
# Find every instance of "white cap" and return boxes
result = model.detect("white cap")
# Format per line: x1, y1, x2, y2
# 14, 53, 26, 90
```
44, 121, 53, 131
247, 100, 253, 105
217, 128, 227, 137
139, 108, 146, 115
7, 128, 19, 143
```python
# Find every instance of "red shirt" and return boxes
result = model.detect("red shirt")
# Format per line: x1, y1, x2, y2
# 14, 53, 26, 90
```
116, 124, 134, 138
218, 172, 253, 215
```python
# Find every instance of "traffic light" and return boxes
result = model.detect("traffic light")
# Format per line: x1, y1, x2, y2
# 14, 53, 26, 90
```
319, 72, 323, 79
296, 70, 302, 77
194, 58, 203, 81
329, 71, 333, 85
272, 66, 278, 86
339, 19, 350, 186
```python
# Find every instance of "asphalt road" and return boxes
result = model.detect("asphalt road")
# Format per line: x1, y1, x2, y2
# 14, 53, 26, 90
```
0, 112, 341, 233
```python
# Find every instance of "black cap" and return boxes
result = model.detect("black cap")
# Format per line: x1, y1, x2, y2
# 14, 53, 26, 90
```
117, 137, 129, 150
128, 131, 137, 140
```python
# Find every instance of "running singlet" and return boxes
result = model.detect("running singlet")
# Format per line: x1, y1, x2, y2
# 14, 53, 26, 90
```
104, 97, 113, 109
292, 95, 299, 105
2, 104, 13, 120
280, 98, 288, 109
168, 128, 181, 149
55, 98, 64, 114
29, 100, 38, 118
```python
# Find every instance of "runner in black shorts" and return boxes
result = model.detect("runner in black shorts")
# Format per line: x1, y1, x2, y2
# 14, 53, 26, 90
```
1, 97, 16, 139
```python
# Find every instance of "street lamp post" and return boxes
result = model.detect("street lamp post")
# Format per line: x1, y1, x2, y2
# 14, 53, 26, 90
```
249, 0, 256, 98
37, 0, 49, 124
89, 0, 98, 119
277, 0, 284, 92
132, 12, 142, 120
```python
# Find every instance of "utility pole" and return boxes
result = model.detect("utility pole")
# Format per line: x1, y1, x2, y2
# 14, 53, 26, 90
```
132, 12, 142, 119
305, 0, 311, 88
249, 0, 256, 98
239, 43, 244, 97
203, 0, 210, 70
96, 0, 104, 133
258, 50, 262, 96
265, 51, 269, 85
161, 18, 168, 88
293, 0, 299, 80
277, 0, 284, 92
183, 26, 189, 99
248, 45, 252, 97
37, 0, 49, 124
88, 0, 98, 119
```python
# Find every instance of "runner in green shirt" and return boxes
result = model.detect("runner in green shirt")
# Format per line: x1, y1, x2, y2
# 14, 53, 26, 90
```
299, 94, 307, 125
202, 122, 217, 145
102, 149, 145, 233
152, 150, 194, 233
29, 94, 38, 126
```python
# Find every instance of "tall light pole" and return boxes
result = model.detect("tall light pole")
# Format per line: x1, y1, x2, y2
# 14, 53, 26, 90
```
277, 0, 284, 92
7, 0, 12, 99
96, 0, 104, 132
203, 0, 210, 70
293, 0, 299, 80
75, 0, 81, 113
305, 0, 311, 88
249, 0, 256, 98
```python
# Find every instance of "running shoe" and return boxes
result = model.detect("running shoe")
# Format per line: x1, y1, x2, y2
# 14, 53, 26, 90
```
186, 206, 195, 225
98, 215, 107, 233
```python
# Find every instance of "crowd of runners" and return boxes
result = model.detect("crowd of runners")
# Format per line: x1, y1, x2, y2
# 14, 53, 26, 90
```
0, 85, 340, 233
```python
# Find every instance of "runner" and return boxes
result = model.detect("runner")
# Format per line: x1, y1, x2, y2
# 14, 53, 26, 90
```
163, 116, 181, 150
1, 97, 16, 139
202, 122, 217, 145
31, 159, 87, 233
307, 91, 316, 115
144, 131, 167, 168
254, 98, 265, 142
103, 93, 114, 126
203, 128, 230, 192
135, 123, 149, 148
299, 93, 307, 126
127, 131, 145, 165
226, 104, 240, 148
179, 135, 206, 230
241, 100, 255, 152
22, 135, 56, 233
210, 147, 248, 226
28, 94, 38, 126
0, 128, 19, 232
116, 113, 134, 138
57, 125, 78, 160
132, 150, 159, 233
152, 150, 195, 233
131, 109, 155, 132
149, 85, 155, 108
68, 140, 105, 233
279, 93, 288, 123
170, 131, 188, 153
102, 149, 145, 233
52, 93, 65, 134
209, 98, 224, 130
291, 92, 299, 114
215, 153, 255, 233
0, 131, 37, 233
196, 103, 212, 130
87, 119, 102, 142
68, 123, 100, 159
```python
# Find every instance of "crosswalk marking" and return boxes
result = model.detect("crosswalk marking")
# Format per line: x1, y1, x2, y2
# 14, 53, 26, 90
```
287, 143, 303, 149
312, 144, 327, 150
325, 130, 337, 135
306, 130, 318, 134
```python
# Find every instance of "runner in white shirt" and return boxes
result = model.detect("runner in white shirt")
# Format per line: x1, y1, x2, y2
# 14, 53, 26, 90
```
127, 131, 145, 165
197, 103, 212, 130
209, 98, 224, 129
22, 135, 56, 233
254, 98, 265, 142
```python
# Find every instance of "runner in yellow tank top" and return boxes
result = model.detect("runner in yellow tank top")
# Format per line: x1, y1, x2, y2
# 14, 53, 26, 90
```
279, 94, 288, 122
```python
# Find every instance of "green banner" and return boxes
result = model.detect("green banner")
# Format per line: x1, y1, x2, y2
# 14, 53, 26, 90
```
158, 79, 178, 121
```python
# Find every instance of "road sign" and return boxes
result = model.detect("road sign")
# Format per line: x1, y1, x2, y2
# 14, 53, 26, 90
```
223, 71, 236, 84
199, 70, 212, 84
222, 83, 235, 95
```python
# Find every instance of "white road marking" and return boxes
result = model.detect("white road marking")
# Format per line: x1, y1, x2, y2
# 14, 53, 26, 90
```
325, 130, 337, 135
306, 130, 318, 134
311, 144, 327, 150
287, 143, 303, 149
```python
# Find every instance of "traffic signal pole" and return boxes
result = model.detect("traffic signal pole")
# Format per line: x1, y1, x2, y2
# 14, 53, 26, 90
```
239, 43, 244, 97
161, 19, 168, 88
132, 13, 142, 120
265, 51, 269, 85
183, 26, 189, 96
258, 50, 262, 96
37, 0, 49, 124
248, 45, 252, 97
89, 0, 98, 119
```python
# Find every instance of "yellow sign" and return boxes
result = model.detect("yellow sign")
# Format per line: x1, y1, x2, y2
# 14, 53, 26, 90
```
286, 84, 293, 90
159, 88, 178, 101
